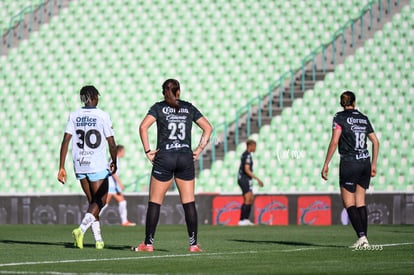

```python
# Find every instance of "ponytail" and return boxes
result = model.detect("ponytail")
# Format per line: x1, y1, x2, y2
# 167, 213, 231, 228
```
162, 79, 180, 111
340, 90, 355, 107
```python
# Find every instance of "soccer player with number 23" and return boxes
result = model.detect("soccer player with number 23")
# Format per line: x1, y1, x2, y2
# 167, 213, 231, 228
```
133, 79, 212, 252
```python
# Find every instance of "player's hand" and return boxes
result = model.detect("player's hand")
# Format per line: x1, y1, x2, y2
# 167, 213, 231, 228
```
321, 165, 329, 180
257, 179, 264, 187
57, 168, 67, 184
146, 149, 159, 163
110, 162, 117, 175
193, 147, 203, 161
371, 164, 377, 177
119, 182, 125, 191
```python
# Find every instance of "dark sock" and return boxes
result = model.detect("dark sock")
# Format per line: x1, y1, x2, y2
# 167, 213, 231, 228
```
347, 206, 365, 238
240, 204, 246, 220
244, 204, 252, 220
183, 201, 198, 246
144, 201, 160, 245
357, 206, 368, 237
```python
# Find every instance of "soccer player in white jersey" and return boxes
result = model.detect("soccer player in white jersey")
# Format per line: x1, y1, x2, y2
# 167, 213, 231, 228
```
104, 144, 136, 226
58, 85, 117, 249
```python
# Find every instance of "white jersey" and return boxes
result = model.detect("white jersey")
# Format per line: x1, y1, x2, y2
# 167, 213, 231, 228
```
65, 107, 115, 174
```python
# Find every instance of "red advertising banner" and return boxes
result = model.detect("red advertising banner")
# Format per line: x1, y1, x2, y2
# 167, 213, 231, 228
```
212, 196, 243, 225
297, 196, 331, 225
254, 196, 289, 225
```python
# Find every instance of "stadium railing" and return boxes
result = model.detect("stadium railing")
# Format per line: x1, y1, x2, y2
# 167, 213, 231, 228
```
199, 0, 400, 172
2, 0, 64, 51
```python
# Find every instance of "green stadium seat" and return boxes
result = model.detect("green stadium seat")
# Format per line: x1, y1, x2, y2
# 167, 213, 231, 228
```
0, 0, 412, 193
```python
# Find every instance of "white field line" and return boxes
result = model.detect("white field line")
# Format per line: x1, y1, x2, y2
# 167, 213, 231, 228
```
380, 242, 414, 247
0, 251, 257, 268
0, 242, 413, 269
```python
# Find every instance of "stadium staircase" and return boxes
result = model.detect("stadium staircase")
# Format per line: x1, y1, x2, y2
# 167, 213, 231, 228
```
197, 0, 410, 175
0, 0, 411, 193
1, 0, 73, 55
198, 2, 414, 193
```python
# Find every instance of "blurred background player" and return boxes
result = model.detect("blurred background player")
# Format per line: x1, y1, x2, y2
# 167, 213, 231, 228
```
104, 144, 136, 226
237, 139, 264, 226
133, 79, 212, 252
57, 85, 117, 249
321, 91, 379, 249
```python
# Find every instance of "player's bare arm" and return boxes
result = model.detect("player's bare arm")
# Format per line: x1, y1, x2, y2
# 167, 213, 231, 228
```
243, 164, 264, 187
321, 128, 342, 180
57, 133, 72, 184
193, 117, 213, 161
107, 136, 118, 174
368, 132, 379, 177
139, 114, 157, 163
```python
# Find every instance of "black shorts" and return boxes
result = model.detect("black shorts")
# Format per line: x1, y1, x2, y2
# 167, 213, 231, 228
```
339, 159, 371, 193
151, 151, 195, 182
238, 177, 253, 195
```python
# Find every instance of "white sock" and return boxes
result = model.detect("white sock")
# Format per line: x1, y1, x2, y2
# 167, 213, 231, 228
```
91, 221, 103, 242
100, 204, 108, 215
79, 213, 96, 234
119, 200, 128, 224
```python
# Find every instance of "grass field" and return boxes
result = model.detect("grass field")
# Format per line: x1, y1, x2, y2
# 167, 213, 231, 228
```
0, 224, 413, 274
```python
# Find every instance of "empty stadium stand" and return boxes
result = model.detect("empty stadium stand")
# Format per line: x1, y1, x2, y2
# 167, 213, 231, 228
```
0, 0, 411, 194
198, 4, 413, 193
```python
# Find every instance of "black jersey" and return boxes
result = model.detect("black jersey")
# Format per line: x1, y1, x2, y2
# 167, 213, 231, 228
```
147, 100, 203, 153
238, 151, 253, 180
332, 109, 374, 161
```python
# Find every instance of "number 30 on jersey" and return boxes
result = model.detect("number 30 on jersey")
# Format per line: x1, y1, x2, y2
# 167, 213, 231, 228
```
76, 129, 102, 149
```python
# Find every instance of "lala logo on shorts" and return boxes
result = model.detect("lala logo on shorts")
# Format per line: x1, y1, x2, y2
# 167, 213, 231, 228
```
297, 196, 331, 225
212, 196, 243, 226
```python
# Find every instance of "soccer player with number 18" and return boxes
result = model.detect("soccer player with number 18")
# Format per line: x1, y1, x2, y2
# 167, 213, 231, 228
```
321, 91, 379, 249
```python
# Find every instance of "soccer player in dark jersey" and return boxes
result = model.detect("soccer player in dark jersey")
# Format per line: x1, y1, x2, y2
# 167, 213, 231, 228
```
238, 139, 264, 226
133, 79, 213, 252
321, 91, 379, 249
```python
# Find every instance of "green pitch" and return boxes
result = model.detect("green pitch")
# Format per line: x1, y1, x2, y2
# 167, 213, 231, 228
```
0, 224, 413, 274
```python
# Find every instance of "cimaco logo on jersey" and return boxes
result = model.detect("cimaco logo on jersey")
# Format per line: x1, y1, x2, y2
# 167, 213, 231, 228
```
351, 125, 367, 131
162, 106, 189, 114
166, 114, 187, 122
76, 116, 97, 127
346, 117, 367, 125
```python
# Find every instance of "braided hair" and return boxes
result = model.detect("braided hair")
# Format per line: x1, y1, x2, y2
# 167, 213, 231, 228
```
80, 85, 100, 105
